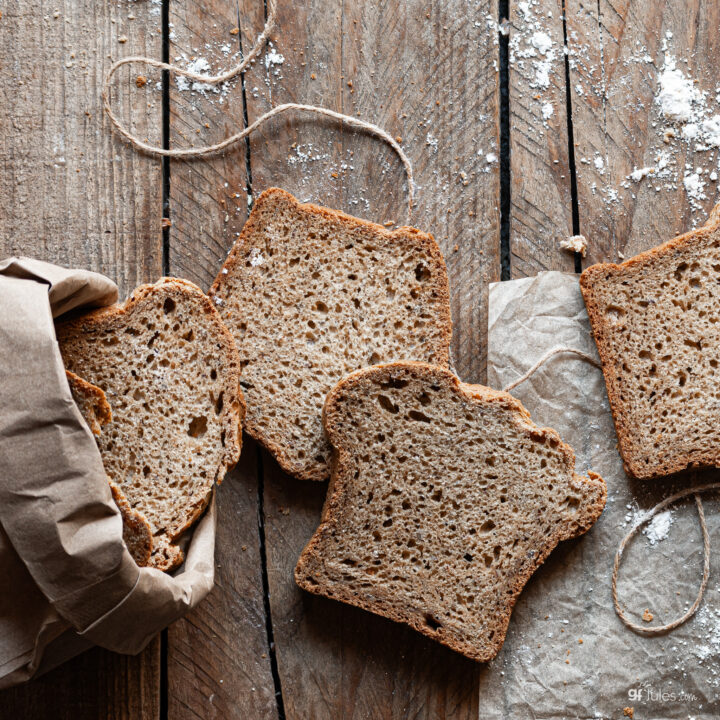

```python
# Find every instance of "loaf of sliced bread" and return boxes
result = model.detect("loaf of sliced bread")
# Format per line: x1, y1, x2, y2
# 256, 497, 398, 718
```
581, 204, 720, 479
295, 362, 606, 661
67, 369, 153, 567
58, 278, 244, 571
210, 188, 452, 481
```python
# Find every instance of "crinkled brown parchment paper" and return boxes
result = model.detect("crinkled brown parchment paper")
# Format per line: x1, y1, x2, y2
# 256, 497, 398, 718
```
478, 271, 720, 720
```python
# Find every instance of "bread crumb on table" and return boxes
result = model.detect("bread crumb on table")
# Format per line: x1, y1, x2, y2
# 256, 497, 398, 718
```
559, 234, 587, 257
642, 608, 654, 622
623, 707, 634, 719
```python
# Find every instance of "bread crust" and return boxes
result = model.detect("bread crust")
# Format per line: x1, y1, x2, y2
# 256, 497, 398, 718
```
580, 205, 720, 479
57, 278, 245, 571
296, 362, 606, 661
211, 187, 453, 482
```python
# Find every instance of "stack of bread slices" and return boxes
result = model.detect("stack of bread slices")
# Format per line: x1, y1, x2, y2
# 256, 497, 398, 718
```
61, 188, 606, 660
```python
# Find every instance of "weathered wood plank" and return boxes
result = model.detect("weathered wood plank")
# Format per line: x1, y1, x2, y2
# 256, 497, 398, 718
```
0, 1, 164, 717
164, 2, 278, 718
0, 0, 164, 296
245, 1, 500, 718
166, 439, 277, 720
567, 0, 720, 263
509, 0, 575, 277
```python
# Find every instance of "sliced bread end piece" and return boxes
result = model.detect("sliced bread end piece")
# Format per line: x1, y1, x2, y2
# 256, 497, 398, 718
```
67, 370, 152, 566
58, 277, 244, 571
67, 369, 112, 435
295, 362, 606, 661
581, 203, 720, 479
211, 187, 452, 482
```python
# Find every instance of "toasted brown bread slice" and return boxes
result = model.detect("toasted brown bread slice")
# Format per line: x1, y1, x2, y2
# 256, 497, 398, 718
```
210, 188, 452, 481
580, 204, 720, 479
295, 362, 606, 661
67, 370, 153, 567
58, 278, 244, 571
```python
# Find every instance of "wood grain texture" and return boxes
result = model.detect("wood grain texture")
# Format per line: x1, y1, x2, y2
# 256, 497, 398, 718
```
0, 1, 163, 718
567, 0, 720, 263
244, 1, 500, 718
0, 0, 164, 296
509, 0, 575, 277
167, 440, 276, 720
164, 2, 278, 718
167, 0, 265, 289
0, 641, 161, 720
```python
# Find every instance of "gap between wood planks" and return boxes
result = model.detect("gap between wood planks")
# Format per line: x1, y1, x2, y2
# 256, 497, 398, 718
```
156, 0, 584, 716
498, 0, 584, 277
158, 0, 287, 718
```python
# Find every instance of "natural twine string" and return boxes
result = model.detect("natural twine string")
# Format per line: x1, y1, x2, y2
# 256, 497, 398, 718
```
503, 347, 715, 636
612, 485, 715, 635
101, 0, 415, 224
501, 346, 602, 393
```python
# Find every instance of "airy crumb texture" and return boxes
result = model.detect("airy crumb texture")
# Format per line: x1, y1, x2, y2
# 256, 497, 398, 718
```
66, 370, 112, 435
581, 203, 720, 479
58, 278, 244, 571
67, 370, 151, 566
109, 481, 153, 567
295, 362, 606, 661
211, 188, 452, 481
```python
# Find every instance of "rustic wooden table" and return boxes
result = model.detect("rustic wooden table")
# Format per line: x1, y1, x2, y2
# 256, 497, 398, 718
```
1, 1, 718, 718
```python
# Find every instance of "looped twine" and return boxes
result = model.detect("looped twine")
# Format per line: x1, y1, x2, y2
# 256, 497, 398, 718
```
612, 484, 716, 635
502, 346, 602, 393
101, 0, 415, 224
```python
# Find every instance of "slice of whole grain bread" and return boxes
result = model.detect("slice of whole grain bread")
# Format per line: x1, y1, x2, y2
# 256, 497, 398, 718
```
210, 188, 452, 481
58, 278, 244, 571
580, 204, 720, 479
67, 369, 153, 567
295, 362, 606, 662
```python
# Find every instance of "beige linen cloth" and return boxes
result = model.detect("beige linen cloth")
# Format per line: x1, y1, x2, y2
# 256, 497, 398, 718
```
0, 258, 215, 689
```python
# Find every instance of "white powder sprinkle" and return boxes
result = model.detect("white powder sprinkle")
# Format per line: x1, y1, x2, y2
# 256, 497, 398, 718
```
630, 166, 654, 182
486, 152, 497, 164
643, 510, 673, 545
657, 57, 699, 123
264, 47, 285, 68
249, 248, 266, 266
541, 102, 554, 120
530, 31, 553, 56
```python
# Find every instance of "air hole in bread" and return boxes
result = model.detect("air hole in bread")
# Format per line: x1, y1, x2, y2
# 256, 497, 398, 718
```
163, 297, 176, 314
188, 415, 208, 438
424, 614, 442, 631
377, 395, 399, 414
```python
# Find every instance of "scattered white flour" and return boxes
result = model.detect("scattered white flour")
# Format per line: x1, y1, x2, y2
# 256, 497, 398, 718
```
530, 31, 553, 56
684, 171, 707, 204
249, 248, 266, 266
264, 47, 285, 68
702, 115, 720, 148
559, 234, 587, 257
486, 152, 498, 164
425, 133, 439, 151
630, 166, 654, 182
594, 156, 605, 172
693, 605, 720, 661
541, 102, 554, 120
643, 509, 673, 545
656, 57, 700, 123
